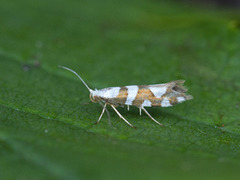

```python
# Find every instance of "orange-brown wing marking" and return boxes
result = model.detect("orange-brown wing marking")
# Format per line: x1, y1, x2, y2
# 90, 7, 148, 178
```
132, 85, 176, 107
108, 86, 128, 106
132, 86, 160, 107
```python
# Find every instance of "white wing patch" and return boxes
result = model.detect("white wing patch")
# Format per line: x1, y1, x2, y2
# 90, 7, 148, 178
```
93, 87, 120, 98
149, 86, 167, 98
161, 97, 172, 107
142, 100, 152, 107
177, 97, 185, 103
125, 85, 139, 105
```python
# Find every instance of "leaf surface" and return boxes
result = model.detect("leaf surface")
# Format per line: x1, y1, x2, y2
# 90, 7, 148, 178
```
1, 0, 240, 179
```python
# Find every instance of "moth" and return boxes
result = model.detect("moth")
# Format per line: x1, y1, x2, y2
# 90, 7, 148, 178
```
59, 66, 193, 128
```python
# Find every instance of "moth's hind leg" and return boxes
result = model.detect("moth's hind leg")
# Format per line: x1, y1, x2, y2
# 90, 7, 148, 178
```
139, 108, 142, 116
110, 105, 136, 128
141, 107, 164, 126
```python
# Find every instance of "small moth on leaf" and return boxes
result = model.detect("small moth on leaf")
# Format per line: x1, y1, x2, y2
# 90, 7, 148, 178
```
59, 66, 193, 128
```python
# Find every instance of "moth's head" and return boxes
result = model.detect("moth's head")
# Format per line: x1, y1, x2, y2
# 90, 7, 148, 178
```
89, 90, 99, 103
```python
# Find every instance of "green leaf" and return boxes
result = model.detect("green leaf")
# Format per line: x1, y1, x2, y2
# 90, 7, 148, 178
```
1, 0, 240, 179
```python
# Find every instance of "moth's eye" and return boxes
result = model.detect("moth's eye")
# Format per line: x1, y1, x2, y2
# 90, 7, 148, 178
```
90, 93, 97, 102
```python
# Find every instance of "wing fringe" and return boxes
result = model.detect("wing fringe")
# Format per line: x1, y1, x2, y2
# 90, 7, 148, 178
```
171, 80, 193, 100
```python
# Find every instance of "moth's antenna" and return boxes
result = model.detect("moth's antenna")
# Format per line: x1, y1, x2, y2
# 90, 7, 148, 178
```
59, 66, 92, 92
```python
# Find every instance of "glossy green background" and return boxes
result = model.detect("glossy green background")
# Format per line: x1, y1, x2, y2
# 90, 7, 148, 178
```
1, 0, 240, 179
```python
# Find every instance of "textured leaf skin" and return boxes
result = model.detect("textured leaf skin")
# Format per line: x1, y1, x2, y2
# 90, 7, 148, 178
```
1, 0, 240, 179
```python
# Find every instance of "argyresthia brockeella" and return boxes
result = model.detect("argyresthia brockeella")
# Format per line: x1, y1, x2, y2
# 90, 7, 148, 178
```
60, 66, 193, 128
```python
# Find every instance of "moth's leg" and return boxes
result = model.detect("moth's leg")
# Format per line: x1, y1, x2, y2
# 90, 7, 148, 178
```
111, 105, 136, 128
127, 105, 130, 111
99, 101, 111, 126
141, 107, 164, 126
96, 103, 107, 124
139, 108, 142, 116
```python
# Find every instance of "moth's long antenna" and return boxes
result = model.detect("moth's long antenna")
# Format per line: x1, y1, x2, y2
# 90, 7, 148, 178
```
59, 66, 92, 92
